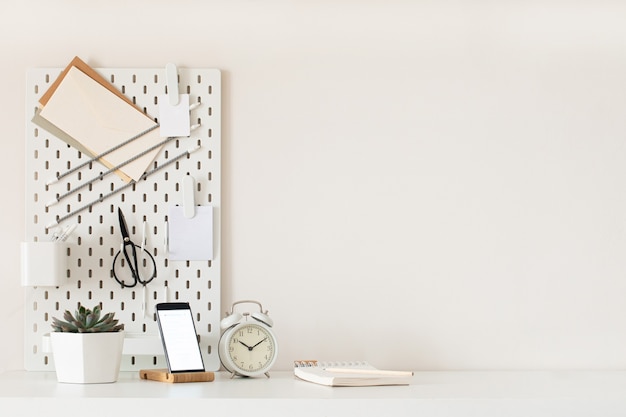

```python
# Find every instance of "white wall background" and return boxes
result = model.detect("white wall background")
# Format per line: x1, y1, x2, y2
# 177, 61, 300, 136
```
1, 0, 626, 372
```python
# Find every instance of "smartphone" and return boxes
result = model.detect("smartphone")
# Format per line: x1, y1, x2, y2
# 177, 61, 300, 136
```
155, 302, 205, 373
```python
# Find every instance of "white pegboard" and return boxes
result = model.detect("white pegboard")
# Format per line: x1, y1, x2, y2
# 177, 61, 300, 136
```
24, 66, 221, 371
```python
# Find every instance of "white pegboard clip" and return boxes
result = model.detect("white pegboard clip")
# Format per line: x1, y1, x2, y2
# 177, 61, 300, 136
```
159, 63, 190, 137
165, 63, 180, 106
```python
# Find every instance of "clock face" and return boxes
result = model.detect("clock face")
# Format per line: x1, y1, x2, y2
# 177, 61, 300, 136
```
226, 322, 277, 375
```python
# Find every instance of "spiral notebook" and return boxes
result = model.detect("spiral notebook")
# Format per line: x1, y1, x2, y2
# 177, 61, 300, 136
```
293, 360, 413, 387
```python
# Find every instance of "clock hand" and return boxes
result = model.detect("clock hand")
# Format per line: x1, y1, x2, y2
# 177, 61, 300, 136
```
251, 337, 268, 350
239, 341, 253, 351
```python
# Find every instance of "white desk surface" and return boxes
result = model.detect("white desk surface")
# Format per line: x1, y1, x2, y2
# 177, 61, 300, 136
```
1, 370, 625, 416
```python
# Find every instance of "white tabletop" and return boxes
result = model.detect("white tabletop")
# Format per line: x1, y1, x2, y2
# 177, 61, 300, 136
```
1, 370, 626, 416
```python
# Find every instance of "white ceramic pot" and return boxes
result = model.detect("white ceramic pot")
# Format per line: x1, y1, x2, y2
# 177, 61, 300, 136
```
50, 331, 125, 384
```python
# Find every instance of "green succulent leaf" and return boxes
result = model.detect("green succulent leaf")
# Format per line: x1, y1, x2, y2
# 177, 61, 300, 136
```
51, 305, 124, 333
62, 310, 74, 323
85, 313, 96, 328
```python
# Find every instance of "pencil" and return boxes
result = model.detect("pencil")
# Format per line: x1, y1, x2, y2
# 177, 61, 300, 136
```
324, 368, 414, 377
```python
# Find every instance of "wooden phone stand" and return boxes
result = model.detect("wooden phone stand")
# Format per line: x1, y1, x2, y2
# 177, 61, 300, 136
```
139, 369, 215, 383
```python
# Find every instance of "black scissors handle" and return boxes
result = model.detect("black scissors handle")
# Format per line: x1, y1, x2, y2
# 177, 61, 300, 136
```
112, 243, 156, 288
122, 239, 141, 283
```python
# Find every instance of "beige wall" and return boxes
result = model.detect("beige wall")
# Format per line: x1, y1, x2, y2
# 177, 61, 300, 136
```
2, 1, 626, 372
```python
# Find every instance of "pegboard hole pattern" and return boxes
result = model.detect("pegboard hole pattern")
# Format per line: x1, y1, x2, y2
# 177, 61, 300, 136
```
24, 67, 221, 371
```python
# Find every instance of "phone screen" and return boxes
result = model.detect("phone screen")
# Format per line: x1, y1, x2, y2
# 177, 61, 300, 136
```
155, 302, 205, 373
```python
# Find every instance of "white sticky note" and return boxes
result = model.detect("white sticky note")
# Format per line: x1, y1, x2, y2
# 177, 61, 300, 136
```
168, 205, 213, 261
159, 94, 191, 137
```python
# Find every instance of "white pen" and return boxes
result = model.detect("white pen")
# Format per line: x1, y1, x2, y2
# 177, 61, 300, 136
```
58, 223, 77, 242
141, 221, 147, 252
50, 227, 62, 242
324, 368, 414, 377
142, 285, 147, 318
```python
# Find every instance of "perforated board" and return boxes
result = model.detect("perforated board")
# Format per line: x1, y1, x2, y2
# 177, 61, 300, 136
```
24, 67, 221, 371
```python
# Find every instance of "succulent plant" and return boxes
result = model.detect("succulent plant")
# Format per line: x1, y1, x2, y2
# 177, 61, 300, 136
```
51, 305, 124, 333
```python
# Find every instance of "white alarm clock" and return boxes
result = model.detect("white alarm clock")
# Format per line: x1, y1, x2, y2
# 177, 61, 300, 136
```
218, 300, 278, 378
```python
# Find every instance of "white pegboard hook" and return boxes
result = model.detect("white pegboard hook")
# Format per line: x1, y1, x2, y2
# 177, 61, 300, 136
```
159, 63, 190, 137
182, 175, 196, 219
165, 63, 179, 106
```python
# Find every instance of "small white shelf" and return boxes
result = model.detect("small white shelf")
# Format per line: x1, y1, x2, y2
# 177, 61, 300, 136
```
1, 370, 626, 417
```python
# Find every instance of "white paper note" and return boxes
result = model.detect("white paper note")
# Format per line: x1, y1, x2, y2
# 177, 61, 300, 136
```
168, 205, 213, 261
159, 94, 191, 137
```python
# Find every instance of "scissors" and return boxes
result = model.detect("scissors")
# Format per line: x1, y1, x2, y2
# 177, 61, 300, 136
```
111, 207, 157, 288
